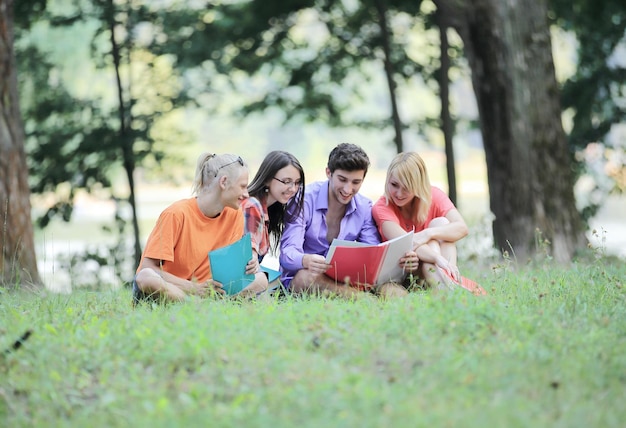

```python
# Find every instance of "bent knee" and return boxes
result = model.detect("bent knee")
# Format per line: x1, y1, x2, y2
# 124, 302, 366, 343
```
290, 269, 324, 293
428, 217, 449, 228
255, 272, 270, 290
135, 268, 161, 290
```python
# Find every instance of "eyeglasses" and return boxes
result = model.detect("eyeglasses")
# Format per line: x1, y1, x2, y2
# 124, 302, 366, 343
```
273, 177, 302, 189
214, 156, 244, 177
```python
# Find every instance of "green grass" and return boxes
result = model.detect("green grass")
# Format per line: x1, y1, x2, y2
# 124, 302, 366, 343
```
1, 259, 625, 427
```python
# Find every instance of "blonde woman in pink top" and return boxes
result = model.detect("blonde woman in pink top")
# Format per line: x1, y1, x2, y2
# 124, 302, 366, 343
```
372, 152, 485, 294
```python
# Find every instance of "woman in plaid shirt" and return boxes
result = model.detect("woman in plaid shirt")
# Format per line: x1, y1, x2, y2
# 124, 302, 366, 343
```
243, 151, 305, 266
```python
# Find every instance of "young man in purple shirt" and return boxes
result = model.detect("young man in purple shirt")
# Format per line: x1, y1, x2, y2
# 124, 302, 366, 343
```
279, 143, 414, 299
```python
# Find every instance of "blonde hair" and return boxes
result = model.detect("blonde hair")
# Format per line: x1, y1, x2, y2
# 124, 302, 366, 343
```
192, 153, 246, 194
384, 152, 432, 225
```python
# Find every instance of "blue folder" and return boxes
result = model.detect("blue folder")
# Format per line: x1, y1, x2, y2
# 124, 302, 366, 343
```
208, 234, 255, 295
260, 266, 281, 284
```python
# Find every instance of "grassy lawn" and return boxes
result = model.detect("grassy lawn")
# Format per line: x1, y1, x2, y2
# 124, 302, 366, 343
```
1, 257, 625, 427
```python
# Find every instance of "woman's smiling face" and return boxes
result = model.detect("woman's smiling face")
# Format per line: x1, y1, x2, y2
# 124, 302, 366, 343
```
387, 173, 413, 208
267, 164, 301, 205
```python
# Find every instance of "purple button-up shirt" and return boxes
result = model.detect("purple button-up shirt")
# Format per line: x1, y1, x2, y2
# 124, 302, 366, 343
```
279, 180, 381, 287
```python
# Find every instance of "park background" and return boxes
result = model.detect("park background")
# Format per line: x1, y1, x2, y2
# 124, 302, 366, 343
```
3, 2, 626, 426
10, 0, 626, 292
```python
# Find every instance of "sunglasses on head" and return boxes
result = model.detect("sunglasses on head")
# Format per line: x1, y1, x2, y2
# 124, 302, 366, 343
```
214, 156, 244, 177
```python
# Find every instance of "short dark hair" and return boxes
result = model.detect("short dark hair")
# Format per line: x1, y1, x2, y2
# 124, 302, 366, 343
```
327, 143, 370, 176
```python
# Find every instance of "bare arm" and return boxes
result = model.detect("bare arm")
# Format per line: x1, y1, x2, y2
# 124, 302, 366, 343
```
412, 209, 468, 248
379, 208, 467, 277
379, 220, 410, 242
139, 257, 223, 297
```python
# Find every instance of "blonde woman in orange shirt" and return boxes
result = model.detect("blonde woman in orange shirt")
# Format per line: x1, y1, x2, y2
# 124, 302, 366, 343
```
133, 153, 268, 304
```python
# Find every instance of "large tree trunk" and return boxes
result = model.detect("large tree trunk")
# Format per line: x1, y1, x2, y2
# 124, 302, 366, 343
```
0, 0, 41, 287
435, 0, 586, 263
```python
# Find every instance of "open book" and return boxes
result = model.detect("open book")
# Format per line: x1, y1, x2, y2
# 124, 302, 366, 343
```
208, 234, 255, 295
325, 231, 414, 287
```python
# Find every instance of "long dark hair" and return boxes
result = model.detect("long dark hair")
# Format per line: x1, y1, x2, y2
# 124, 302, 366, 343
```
248, 151, 305, 253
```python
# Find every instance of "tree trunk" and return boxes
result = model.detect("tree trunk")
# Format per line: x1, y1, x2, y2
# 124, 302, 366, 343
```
436, 8, 457, 205
0, 0, 41, 287
374, 0, 404, 153
435, 0, 586, 262
105, 0, 142, 267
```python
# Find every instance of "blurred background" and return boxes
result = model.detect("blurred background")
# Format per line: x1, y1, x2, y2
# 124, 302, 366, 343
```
5, 0, 624, 292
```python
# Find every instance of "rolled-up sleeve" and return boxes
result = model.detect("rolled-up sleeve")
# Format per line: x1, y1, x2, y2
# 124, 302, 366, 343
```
279, 199, 309, 273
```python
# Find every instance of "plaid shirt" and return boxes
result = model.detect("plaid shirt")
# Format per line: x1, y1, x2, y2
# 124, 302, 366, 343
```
242, 196, 269, 261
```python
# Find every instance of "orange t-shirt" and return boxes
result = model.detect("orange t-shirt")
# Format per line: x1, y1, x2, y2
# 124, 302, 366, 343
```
372, 186, 455, 241
137, 198, 244, 282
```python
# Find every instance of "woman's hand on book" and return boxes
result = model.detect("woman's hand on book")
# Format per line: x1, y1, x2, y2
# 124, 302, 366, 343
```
400, 251, 420, 272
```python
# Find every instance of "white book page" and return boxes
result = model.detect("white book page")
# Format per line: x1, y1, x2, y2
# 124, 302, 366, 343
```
375, 231, 414, 284
325, 239, 369, 263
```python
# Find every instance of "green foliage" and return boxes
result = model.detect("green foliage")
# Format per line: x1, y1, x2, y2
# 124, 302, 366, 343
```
154, 0, 443, 140
15, 0, 191, 226
551, 0, 626, 149
18, 44, 113, 227
550, 0, 626, 218
1, 259, 625, 426
13, 0, 47, 29
15, 0, 200, 269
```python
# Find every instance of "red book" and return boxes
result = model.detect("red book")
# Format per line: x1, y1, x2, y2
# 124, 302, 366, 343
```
325, 231, 413, 287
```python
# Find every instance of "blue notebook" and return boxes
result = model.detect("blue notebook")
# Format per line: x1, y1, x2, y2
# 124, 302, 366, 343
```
208, 234, 255, 295
261, 266, 281, 283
